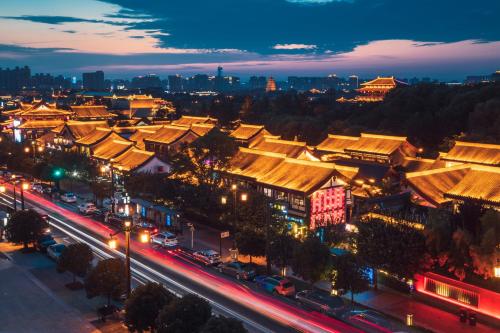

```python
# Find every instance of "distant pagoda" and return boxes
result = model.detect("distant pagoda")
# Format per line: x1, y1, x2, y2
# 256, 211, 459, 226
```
266, 77, 277, 92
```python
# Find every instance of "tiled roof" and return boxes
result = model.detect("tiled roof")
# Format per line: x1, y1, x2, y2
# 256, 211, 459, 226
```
190, 123, 215, 136
250, 137, 311, 158
91, 133, 133, 161
63, 120, 109, 140
129, 127, 161, 149
359, 76, 408, 87
5, 102, 71, 117
71, 105, 114, 119
401, 157, 441, 173
143, 125, 194, 145
172, 115, 217, 126
257, 158, 358, 194
441, 141, 500, 166
444, 166, 500, 206
17, 119, 65, 129
228, 147, 287, 181
229, 124, 268, 140
112, 147, 155, 172
316, 134, 359, 153
345, 133, 409, 156
75, 127, 112, 146
405, 165, 470, 206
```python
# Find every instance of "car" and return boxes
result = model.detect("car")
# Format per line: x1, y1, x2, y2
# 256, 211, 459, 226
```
42, 185, 55, 194
47, 243, 66, 261
36, 234, 57, 252
60, 192, 77, 203
255, 275, 296, 296
295, 290, 345, 317
105, 213, 127, 228
150, 232, 178, 248
31, 183, 44, 193
218, 261, 256, 281
192, 249, 222, 266
346, 310, 394, 333
78, 202, 98, 214
132, 222, 158, 236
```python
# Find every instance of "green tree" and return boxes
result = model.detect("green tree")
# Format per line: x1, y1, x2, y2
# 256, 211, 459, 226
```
291, 235, 330, 285
156, 294, 212, 333
235, 229, 265, 263
268, 232, 297, 275
125, 282, 175, 333
330, 253, 370, 305
85, 258, 126, 307
6, 210, 46, 250
57, 243, 94, 288
356, 218, 428, 284
201, 316, 248, 333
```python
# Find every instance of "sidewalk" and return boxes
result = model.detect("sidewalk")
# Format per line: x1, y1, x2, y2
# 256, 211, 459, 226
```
341, 286, 498, 333
0, 242, 126, 333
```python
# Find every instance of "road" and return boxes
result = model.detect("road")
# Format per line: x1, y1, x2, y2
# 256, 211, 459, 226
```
0, 185, 363, 333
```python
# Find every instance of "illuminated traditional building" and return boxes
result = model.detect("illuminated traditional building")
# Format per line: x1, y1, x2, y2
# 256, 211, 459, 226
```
70, 105, 115, 121
171, 115, 218, 127
249, 136, 319, 160
107, 94, 175, 118
111, 147, 170, 174
229, 124, 272, 147
266, 77, 277, 92
337, 76, 407, 103
49, 120, 110, 149
3, 100, 71, 141
143, 125, 201, 159
225, 147, 358, 234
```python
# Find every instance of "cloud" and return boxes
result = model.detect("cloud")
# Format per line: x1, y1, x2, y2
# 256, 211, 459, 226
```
273, 44, 317, 50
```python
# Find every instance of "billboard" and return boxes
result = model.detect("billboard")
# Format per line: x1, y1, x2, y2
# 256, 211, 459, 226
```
310, 186, 345, 230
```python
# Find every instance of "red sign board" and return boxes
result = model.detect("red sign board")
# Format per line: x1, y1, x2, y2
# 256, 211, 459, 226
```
309, 186, 345, 230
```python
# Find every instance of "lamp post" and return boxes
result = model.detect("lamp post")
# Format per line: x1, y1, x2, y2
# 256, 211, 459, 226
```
108, 219, 149, 299
21, 182, 29, 210
222, 184, 248, 256
11, 175, 17, 212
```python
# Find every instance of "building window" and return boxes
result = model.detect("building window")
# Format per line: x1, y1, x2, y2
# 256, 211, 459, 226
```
290, 194, 305, 211
263, 188, 272, 197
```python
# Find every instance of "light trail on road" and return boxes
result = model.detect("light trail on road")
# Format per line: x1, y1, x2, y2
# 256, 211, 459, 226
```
0, 186, 363, 333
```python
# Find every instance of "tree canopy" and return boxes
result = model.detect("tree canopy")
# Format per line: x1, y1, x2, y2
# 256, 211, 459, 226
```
85, 258, 126, 306
156, 294, 212, 333
6, 209, 46, 250
201, 316, 248, 333
291, 235, 330, 285
125, 282, 175, 333
57, 242, 94, 285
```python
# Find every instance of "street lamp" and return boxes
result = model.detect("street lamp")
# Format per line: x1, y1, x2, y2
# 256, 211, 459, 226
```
107, 219, 149, 299
11, 175, 17, 212
21, 182, 29, 210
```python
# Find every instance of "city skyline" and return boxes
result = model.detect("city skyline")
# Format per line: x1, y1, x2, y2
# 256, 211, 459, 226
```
0, 0, 499, 80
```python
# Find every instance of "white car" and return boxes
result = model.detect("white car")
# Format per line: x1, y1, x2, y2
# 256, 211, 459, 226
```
47, 243, 66, 261
31, 183, 44, 193
78, 202, 98, 214
150, 232, 178, 248
60, 192, 77, 203
193, 249, 222, 265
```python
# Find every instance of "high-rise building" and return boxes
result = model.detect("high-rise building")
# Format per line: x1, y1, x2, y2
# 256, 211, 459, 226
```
168, 75, 183, 92
82, 70, 105, 90
348, 75, 359, 90
0, 66, 31, 92
214, 66, 225, 91
131, 74, 162, 89
249, 76, 267, 90
266, 77, 277, 92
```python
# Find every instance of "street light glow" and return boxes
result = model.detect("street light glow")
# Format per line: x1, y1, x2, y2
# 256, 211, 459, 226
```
241, 193, 248, 202
24, 147, 30, 153
221, 196, 227, 205
22, 183, 29, 190
140, 232, 149, 243
108, 238, 117, 249
0, 186, 5, 193
231, 184, 237, 191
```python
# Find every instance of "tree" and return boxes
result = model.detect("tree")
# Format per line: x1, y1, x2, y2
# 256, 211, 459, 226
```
235, 229, 265, 263
356, 218, 428, 284
291, 235, 330, 285
85, 258, 126, 307
330, 253, 370, 305
156, 294, 212, 333
57, 243, 93, 288
125, 282, 175, 333
171, 129, 237, 191
201, 316, 248, 333
6, 210, 46, 250
268, 232, 297, 275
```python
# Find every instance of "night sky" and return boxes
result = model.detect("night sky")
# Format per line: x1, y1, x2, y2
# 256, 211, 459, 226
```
0, 0, 499, 80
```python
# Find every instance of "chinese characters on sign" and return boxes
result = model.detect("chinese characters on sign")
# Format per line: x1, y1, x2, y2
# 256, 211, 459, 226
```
310, 187, 345, 230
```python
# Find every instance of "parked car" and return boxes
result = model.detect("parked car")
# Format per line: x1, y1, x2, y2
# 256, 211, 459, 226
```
47, 243, 66, 261
255, 275, 296, 296
345, 310, 394, 333
60, 192, 77, 203
218, 261, 256, 281
296, 290, 345, 316
150, 232, 178, 248
36, 234, 57, 252
192, 249, 222, 266
105, 213, 127, 228
42, 185, 55, 195
78, 202, 98, 214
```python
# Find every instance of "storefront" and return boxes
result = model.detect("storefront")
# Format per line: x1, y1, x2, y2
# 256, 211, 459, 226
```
130, 198, 180, 231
